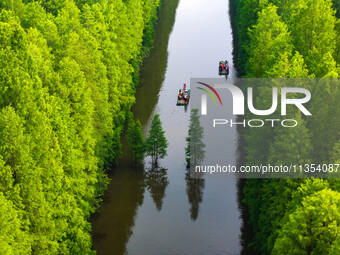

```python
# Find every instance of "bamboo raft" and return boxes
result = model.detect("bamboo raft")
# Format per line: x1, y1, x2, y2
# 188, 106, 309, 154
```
219, 68, 229, 75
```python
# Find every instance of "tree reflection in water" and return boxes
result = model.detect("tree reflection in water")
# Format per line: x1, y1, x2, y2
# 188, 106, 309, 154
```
185, 171, 205, 221
145, 167, 169, 211
185, 108, 206, 221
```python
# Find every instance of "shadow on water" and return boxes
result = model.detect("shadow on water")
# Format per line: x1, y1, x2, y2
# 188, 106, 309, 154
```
185, 171, 205, 221
229, 0, 256, 252
132, 0, 180, 126
91, 163, 146, 255
91, 0, 179, 254
235, 122, 256, 255
145, 167, 169, 211
228, 0, 244, 77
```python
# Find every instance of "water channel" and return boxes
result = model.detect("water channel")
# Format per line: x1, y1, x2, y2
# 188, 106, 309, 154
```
92, 0, 243, 254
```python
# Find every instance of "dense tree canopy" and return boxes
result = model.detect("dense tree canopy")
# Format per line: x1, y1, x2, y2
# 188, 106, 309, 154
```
273, 189, 340, 255
0, 0, 162, 253
233, 0, 339, 253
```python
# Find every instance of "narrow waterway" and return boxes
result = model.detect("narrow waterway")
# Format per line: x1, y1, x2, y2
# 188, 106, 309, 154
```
92, 0, 242, 254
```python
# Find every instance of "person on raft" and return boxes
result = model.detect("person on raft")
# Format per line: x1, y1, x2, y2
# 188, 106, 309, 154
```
178, 89, 183, 100
225, 61, 228, 70
219, 61, 224, 72
184, 90, 189, 103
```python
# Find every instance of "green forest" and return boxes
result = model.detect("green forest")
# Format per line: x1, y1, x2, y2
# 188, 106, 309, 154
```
233, 0, 340, 254
0, 0, 161, 253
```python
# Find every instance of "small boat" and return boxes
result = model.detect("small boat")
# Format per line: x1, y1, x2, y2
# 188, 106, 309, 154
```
219, 60, 229, 75
177, 84, 190, 106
